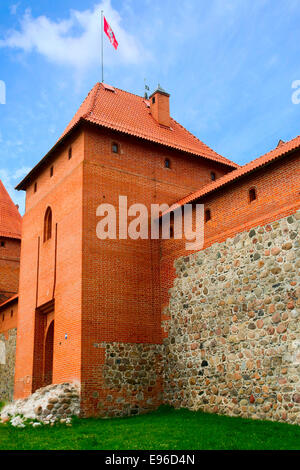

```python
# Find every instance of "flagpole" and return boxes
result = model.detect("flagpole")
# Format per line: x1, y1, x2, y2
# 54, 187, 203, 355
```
101, 10, 104, 83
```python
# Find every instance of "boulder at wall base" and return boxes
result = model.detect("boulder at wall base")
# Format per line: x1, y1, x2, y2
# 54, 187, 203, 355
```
0, 382, 80, 424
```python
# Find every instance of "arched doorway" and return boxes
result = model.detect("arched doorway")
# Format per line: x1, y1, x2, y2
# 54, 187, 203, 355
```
44, 321, 54, 386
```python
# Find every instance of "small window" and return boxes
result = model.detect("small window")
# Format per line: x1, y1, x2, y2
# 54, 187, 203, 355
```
165, 158, 171, 169
210, 172, 216, 181
2, 314, 4, 321
34, 182, 37, 193
11, 310, 13, 317
44, 207, 52, 242
112, 142, 119, 154
50, 166, 54, 177
152, 96, 156, 104
68, 147, 72, 160
205, 209, 211, 223
0, 241, 5, 247
249, 188, 257, 203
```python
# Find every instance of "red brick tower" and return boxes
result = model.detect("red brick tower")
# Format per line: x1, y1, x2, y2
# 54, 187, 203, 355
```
14, 83, 238, 415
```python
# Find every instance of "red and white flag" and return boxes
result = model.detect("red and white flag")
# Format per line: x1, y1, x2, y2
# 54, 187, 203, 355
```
103, 16, 118, 50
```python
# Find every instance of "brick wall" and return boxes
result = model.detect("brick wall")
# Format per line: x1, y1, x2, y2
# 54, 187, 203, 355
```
14, 129, 84, 398
14, 122, 232, 408
0, 238, 20, 303
13, 119, 300, 423
160, 151, 300, 322
80, 125, 232, 416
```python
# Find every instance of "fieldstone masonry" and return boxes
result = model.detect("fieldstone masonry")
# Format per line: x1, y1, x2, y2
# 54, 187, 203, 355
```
0, 382, 80, 424
162, 212, 300, 424
97, 342, 163, 417
0, 329, 16, 401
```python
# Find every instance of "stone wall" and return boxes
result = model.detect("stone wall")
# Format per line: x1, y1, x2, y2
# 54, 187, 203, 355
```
1, 382, 80, 425
163, 212, 300, 425
94, 342, 163, 417
0, 328, 17, 402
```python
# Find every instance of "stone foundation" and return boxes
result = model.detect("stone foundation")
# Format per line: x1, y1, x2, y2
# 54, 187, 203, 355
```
95, 342, 163, 417
0, 382, 80, 424
0, 328, 16, 402
163, 212, 300, 425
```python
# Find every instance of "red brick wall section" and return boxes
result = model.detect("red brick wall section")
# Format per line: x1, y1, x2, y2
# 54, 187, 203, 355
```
11, 121, 234, 410
80, 125, 232, 416
14, 130, 84, 399
0, 238, 20, 303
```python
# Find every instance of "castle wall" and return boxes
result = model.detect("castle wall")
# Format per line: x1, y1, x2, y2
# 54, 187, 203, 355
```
0, 299, 18, 401
160, 151, 300, 325
80, 125, 232, 416
92, 342, 163, 417
163, 212, 300, 424
14, 130, 84, 399
0, 238, 20, 303
0, 329, 17, 402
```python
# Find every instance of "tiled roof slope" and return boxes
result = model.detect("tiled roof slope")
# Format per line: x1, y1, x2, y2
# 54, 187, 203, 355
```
60, 83, 238, 168
0, 180, 22, 239
16, 83, 239, 191
164, 134, 300, 212
0, 294, 18, 311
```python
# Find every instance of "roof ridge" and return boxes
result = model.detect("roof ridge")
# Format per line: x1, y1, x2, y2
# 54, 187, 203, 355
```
83, 82, 101, 119
243, 133, 300, 167
106, 85, 145, 100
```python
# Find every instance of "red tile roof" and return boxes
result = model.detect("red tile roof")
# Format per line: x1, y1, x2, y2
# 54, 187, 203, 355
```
60, 83, 238, 167
0, 180, 22, 239
0, 294, 18, 311
163, 134, 300, 214
16, 83, 238, 190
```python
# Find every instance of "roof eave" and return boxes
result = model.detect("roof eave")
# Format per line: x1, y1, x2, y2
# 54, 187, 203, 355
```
16, 117, 237, 191
15, 119, 84, 191
176, 146, 300, 208
0, 294, 18, 311
84, 119, 238, 169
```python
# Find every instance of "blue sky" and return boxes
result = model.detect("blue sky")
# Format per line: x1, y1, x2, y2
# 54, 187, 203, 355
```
0, 0, 300, 212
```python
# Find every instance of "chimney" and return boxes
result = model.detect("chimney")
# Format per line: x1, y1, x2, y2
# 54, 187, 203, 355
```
149, 84, 170, 128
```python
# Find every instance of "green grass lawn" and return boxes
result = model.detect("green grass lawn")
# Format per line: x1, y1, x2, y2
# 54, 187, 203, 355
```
0, 406, 299, 450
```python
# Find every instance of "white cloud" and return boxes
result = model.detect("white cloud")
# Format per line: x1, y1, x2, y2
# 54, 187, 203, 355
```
0, 0, 147, 71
